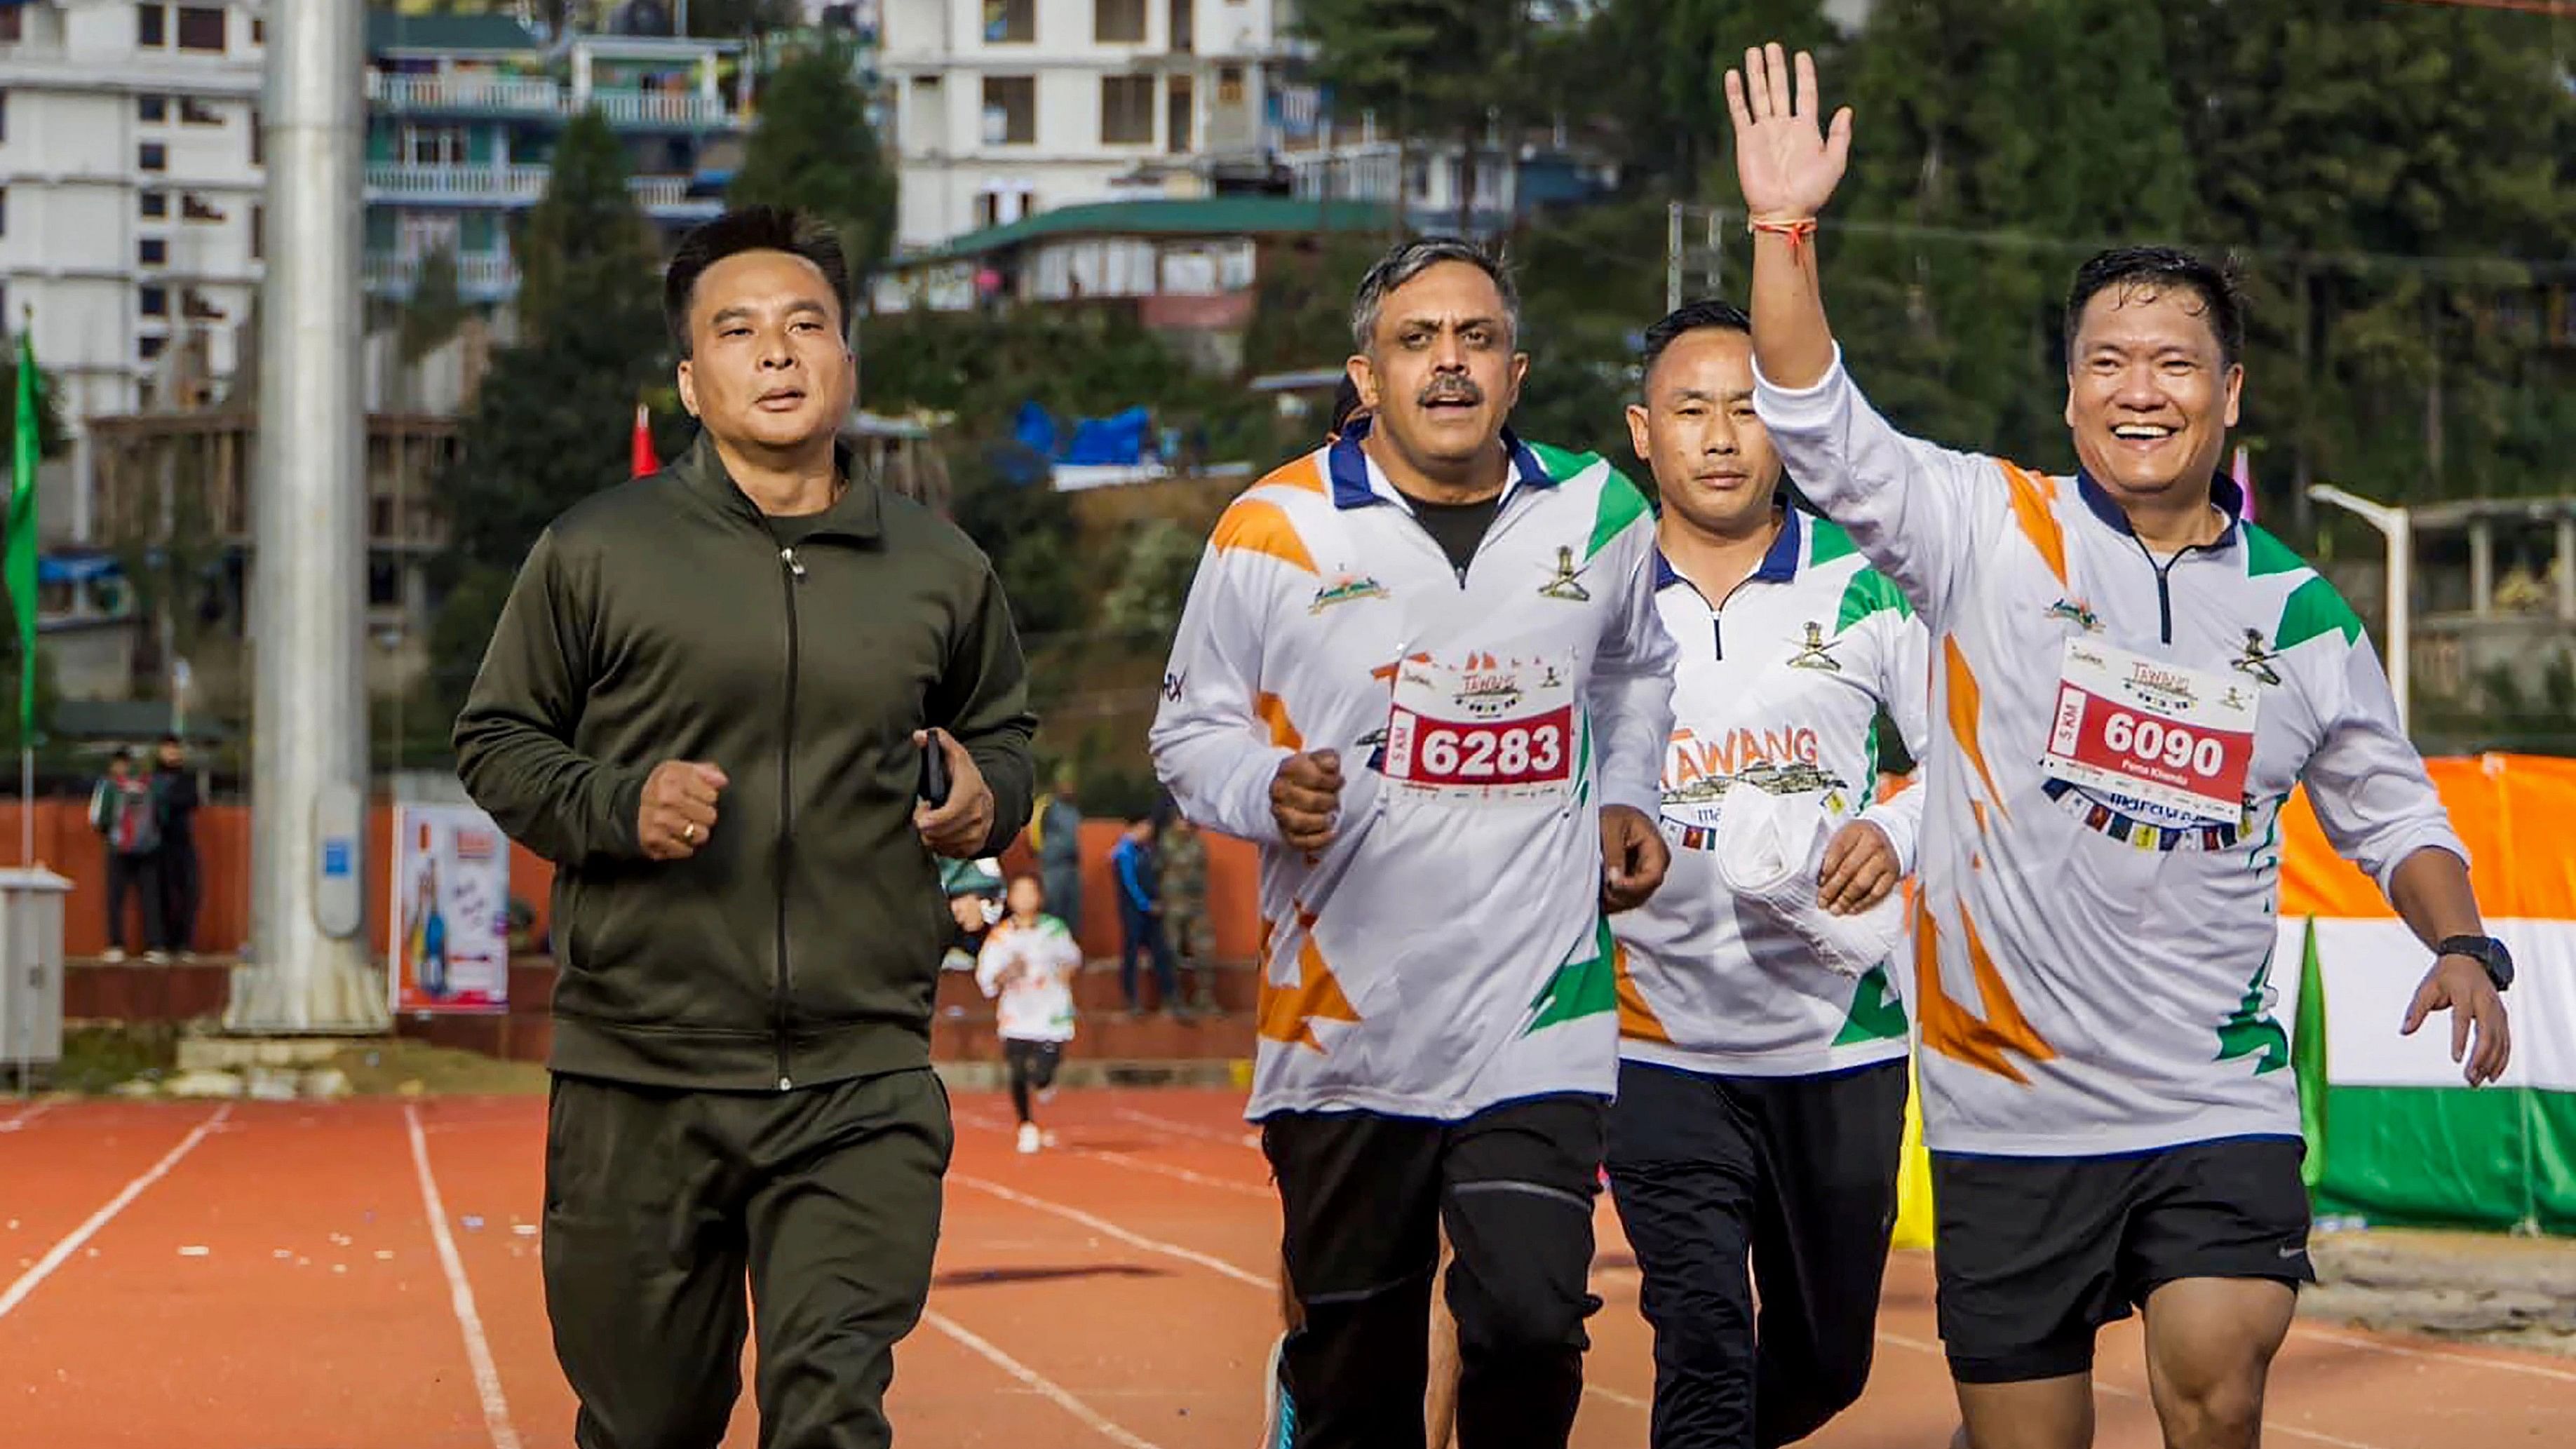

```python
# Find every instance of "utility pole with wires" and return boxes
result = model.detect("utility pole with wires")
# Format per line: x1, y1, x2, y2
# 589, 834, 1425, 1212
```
1665, 202, 1735, 310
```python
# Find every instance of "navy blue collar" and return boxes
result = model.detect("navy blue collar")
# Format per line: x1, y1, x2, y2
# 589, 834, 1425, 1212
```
1653, 506, 1802, 594
2075, 467, 2246, 549
1326, 415, 1555, 511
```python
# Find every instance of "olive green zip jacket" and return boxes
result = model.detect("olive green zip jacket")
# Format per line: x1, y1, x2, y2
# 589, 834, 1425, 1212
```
454, 434, 1037, 1090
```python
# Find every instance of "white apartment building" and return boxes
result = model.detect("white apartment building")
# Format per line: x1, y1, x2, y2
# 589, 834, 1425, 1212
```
880, 0, 1284, 250
0, 1, 266, 436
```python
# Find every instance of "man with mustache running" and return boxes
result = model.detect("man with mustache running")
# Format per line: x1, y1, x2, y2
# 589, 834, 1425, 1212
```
1154, 236, 1678, 1448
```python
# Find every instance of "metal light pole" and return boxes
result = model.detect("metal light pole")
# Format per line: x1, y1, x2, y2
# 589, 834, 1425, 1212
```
2307, 484, 2413, 735
226, 0, 384, 1034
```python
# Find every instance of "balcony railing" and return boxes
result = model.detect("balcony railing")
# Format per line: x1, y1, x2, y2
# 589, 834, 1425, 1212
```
585, 89, 733, 128
363, 251, 519, 295
365, 162, 552, 201
364, 166, 710, 211
365, 72, 562, 114
367, 70, 739, 129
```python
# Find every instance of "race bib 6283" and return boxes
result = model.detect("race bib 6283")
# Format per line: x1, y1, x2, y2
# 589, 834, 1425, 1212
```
1382, 652, 1577, 807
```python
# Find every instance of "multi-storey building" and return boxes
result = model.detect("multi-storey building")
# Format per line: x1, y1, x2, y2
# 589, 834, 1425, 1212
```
361, 8, 745, 303
879, 0, 1286, 251
0, 0, 267, 443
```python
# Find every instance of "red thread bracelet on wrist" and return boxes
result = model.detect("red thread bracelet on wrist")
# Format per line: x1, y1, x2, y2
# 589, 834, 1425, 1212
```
1748, 216, 1819, 253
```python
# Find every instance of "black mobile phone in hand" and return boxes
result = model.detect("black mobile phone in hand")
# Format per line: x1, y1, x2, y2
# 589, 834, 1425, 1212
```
918, 732, 951, 808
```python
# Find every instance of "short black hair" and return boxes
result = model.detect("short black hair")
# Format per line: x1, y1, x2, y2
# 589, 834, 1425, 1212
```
663, 205, 853, 358
1349, 236, 1519, 353
2063, 246, 2245, 371
1638, 299, 1752, 391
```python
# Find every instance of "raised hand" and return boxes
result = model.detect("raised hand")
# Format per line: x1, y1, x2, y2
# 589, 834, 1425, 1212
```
1725, 43, 1853, 223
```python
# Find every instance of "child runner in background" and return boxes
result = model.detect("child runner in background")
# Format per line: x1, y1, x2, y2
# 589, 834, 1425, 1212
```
977, 872, 1082, 1154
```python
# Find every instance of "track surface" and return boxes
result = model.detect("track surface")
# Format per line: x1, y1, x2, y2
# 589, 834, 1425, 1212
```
4, 1091, 2572, 1448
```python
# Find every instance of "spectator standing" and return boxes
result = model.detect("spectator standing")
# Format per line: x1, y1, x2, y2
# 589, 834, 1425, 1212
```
1033, 765, 1084, 936
1109, 816, 1180, 1017
151, 736, 201, 957
1159, 814, 1214, 1015
89, 748, 165, 962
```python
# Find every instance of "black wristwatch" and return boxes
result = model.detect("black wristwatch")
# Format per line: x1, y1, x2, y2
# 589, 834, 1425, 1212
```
2438, 934, 2514, 993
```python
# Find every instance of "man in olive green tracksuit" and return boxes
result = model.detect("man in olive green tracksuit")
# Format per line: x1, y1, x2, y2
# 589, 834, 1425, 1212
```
454, 206, 1035, 1449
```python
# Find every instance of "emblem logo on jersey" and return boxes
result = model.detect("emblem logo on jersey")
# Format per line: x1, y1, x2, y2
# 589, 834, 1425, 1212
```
2046, 597, 2105, 633
1538, 546, 1592, 602
1786, 622, 1842, 672
1309, 572, 1389, 614
2230, 630, 2284, 687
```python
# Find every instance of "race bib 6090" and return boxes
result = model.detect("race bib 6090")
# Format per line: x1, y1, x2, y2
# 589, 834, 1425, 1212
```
2041, 637, 2256, 824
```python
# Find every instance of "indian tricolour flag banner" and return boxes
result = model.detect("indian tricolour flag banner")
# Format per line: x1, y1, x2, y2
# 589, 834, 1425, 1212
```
2273, 753, 2576, 1235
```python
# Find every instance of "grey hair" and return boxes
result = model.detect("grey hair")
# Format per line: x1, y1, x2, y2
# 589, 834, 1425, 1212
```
1348, 236, 1520, 353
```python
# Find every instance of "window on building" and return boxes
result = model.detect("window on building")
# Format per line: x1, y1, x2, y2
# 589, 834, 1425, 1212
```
250, 204, 262, 260
139, 94, 167, 123
140, 334, 166, 361
1218, 65, 1243, 105
973, 185, 1031, 231
137, 4, 166, 47
981, 76, 1035, 145
0, 8, 21, 43
141, 285, 168, 317
368, 558, 403, 607
0, 91, 8, 144
1166, 75, 1193, 153
250, 107, 262, 165
909, 74, 945, 150
252, 17, 263, 44
1095, 0, 1145, 43
139, 141, 166, 172
0, 188, 8, 237
403, 125, 466, 166
140, 190, 168, 219
1168, 0, 1192, 51
983, 0, 1033, 43
182, 193, 224, 222
180, 97, 221, 126
140, 237, 166, 266
1101, 76, 1154, 145
175, 6, 223, 52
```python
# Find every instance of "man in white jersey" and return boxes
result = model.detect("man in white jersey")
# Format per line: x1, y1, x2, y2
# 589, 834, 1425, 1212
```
1152, 236, 1678, 1448
1725, 44, 2513, 1449
1605, 297, 1930, 1449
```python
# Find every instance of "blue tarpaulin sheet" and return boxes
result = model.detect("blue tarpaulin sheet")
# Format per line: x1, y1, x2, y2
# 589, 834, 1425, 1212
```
1012, 401, 1152, 468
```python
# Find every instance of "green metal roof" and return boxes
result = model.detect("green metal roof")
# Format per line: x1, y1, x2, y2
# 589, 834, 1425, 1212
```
909, 197, 1398, 262
366, 10, 544, 55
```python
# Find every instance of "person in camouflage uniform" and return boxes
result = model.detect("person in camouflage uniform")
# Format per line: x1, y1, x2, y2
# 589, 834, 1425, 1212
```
1156, 813, 1215, 1015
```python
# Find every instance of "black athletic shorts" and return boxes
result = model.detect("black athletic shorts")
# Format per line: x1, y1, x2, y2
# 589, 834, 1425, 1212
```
1931, 1135, 2314, 1384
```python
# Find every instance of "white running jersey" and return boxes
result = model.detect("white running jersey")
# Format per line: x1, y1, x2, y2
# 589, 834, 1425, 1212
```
1615, 508, 1931, 1079
1150, 426, 1678, 1121
1756, 352, 2467, 1157
977, 915, 1080, 1044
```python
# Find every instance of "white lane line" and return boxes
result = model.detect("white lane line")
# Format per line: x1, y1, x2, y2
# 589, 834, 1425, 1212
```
922, 1307, 1168, 1448
948, 1171, 1274, 1290
0, 1103, 230, 1322
2293, 1321, 2576, 1384
1110, 1105, 1259, 1149
1873, 1330, 2394, 1449
406, 1103, 522, 1449
0, 1100, 57, 1132
954, 1110, 1272, 1199
1584, 1382, 1649, 1410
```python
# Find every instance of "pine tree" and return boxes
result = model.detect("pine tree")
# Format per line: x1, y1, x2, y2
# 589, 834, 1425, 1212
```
729, 39, 898, 281
431, 109, 670, 712
2166, 0, 2575, 507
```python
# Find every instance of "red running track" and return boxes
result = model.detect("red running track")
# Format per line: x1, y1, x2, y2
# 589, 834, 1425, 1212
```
4, 1091, 2573, 1448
